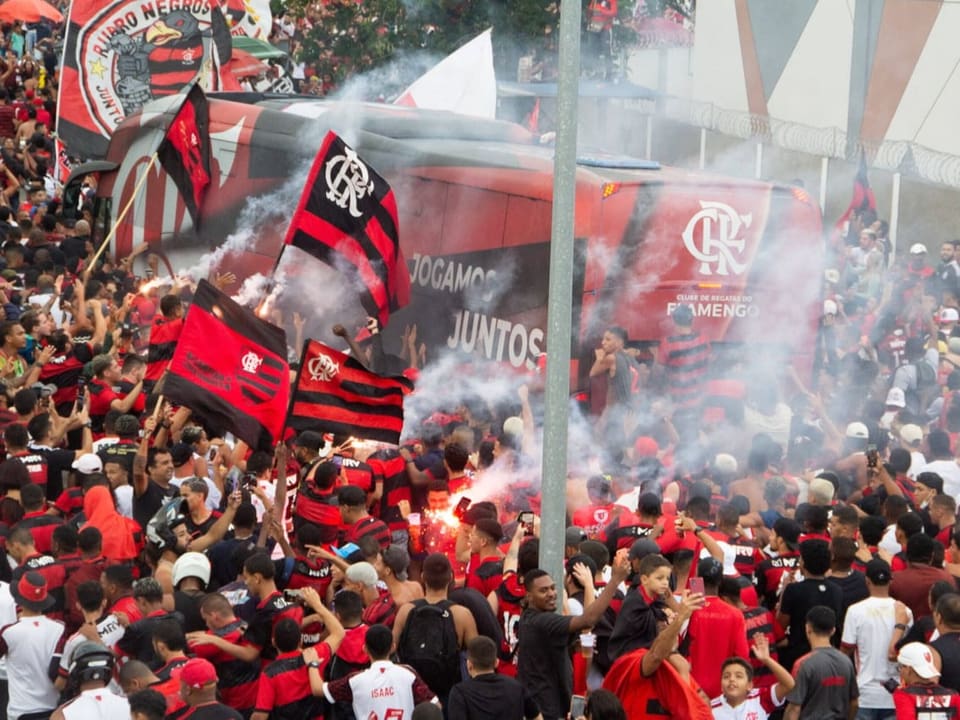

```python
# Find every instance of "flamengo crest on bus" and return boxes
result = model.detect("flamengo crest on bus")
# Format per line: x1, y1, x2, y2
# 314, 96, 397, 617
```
682, 201, 753, 277
325, 146, 374, 219
308, 353, 339, 383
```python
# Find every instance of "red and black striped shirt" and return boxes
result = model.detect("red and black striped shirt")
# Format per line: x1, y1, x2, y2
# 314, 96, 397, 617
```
659, 331, 710, 409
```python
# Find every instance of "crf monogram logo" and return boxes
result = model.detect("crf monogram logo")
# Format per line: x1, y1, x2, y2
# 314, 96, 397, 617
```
682, 201, 753, 276
240, 351, 263, 374
308, 353, 339, 382
325, 146, 374, 218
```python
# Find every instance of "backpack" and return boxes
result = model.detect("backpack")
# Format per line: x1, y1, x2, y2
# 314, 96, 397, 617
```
912, 360, 939, 412
397, 599, 461, 698
326, 651, 369, 720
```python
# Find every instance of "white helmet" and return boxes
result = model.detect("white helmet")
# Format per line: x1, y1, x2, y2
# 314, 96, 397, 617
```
172, 551, 211, 589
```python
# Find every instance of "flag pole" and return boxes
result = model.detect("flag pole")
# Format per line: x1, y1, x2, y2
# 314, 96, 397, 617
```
85, 151, 159, 279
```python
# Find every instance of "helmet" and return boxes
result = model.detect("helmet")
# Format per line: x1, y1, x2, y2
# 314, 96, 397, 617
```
68, 641, 114, 685
146, 498, 188, 551
172, 552, 211, 589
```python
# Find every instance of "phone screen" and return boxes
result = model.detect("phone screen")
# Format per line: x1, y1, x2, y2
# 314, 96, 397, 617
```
689, 577, 705, 596
570, 695, 586, 718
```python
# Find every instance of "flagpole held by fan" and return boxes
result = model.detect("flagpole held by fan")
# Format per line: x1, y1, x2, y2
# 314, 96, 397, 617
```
84, 151, 159, 279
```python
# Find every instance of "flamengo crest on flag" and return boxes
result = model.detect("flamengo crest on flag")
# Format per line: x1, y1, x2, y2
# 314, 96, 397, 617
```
288, 339, 411, 446
281, 130, 410, 329
163, 279, 289, 451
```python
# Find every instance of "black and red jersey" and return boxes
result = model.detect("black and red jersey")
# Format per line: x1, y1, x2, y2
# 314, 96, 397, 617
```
189, 620, 259, 712
12, 510, 62, 554
243, 591, 305, 663
145, 316, 183, 388
344, 515, 391, 550
254, 647, 327, 720
756, 551, 800, 608
369, 451, 410, 531
9, 450, 49, 489
494, 571, 524, 676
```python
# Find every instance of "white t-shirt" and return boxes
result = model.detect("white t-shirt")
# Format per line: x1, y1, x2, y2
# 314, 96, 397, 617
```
710, 684, 784, 720
115, 485, 133, 519
879, 524, 902, 557
0, 583, 15, 681
0, 614, 64, 720
60, 687, 130, 720
323, 660, 438, 719
841, 595, 912, 709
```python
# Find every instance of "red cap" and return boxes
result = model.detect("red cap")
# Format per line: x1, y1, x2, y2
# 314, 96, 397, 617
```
633, 436, 658, 458
173, 658, 217, 689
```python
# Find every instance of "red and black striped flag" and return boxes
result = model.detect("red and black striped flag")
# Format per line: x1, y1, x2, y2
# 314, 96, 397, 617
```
157, 83, 211, 227
163, 280, 289, 451
282, 131, 410, 328
288, 340, 411, 445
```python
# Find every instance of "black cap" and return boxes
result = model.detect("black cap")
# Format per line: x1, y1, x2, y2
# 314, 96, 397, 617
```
697, 557, 723, 585
337, 485, 367, 508
295, 431, 324, 452
628, 538, 660, 561
865, 558, 892, 585
565, 526, 587, 547
773, 518, 802, 550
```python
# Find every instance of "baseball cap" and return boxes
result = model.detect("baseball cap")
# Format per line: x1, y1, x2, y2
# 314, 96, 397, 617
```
696, 557, 723, 585
295, 430, 324, 452
565, 526, 587, 547
11, 570, 54, 612
30, 382, 56, 398
845, 422, 869, 439
381, 546, 410, 581
901, 424, 924, 446
823, 299, 838, 316
773, 518, 801, 550
627, 538, 660, 561
885, 387, 906, 408
864, 558, 892, 585
71, 453, 103, 474
910, 243, 928, 255
941, 308, 960, 324
897, 642, 940, 679
173, 657, 218, 689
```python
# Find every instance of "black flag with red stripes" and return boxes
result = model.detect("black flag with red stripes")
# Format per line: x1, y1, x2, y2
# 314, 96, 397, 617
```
163, 280, 289, 451
157, 82, 211, 227
288, 340, 411, 445
282, 131, 410, 328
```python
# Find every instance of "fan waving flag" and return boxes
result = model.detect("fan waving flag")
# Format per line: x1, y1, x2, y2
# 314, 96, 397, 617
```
163, 280, 289, 451
157, 83, 211, 227
282, 131, 410, 328
288, 340, 412, 445
836, 151, 876, 229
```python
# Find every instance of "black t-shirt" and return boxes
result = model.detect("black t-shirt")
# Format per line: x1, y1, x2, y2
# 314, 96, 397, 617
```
133, 480, 178, 531
174, 590, 206, 633
517, 607, 573, 720
932, 632, 960, 692
29, 444, 75, 501
779, 577, 844, 671
116, 610, 184, 667
607, 584, 666, 659
447, 672, 541, 720
826, 571, 869, 629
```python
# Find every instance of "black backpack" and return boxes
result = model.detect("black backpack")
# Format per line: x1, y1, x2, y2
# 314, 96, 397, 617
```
397, 599, 461, 698
325, 651, 370, 720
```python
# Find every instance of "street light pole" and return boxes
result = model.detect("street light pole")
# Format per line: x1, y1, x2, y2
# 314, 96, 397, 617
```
539, 0, 582, 587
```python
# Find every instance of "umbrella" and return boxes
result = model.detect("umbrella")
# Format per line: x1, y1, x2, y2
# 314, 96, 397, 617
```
0, 0, 63, 24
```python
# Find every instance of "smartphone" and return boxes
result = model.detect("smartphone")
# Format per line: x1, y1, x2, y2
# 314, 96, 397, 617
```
866, 444, 878, 469
75, 377, 86, 404
689, 577, 705, 596
518, 511, 535, 536
453, 496, 471, 522
570, 695, 586, 718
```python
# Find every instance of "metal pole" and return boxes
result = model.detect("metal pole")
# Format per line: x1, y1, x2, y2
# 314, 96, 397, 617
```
819, 157, 829, 214
540, 0, 581, 587
754, 142, 763, 179
890, 172, 902, 258
699, 127, 707, 170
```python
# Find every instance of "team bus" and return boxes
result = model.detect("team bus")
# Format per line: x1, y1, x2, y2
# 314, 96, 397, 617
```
62, 95, 824, 389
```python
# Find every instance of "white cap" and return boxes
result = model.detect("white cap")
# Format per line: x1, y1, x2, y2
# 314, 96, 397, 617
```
885, 387, 906, 408
824, 269, 840, 284
72, 453, 103, 474
910, 243, 928, 255
941, 308, 959, 324
172, 552, 211, 588
713, 453, 738, 475
897, 642, 940, 679
845, 422, 869, 439
901, 424, 924, 446
823, 299, 838, 316
503, 416, 524, 438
